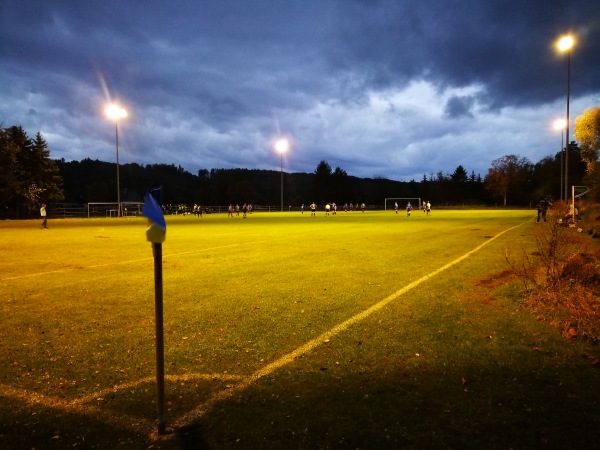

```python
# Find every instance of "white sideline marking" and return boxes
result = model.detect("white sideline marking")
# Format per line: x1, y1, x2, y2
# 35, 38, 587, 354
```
174, 223, 524, 427
0, 373, 245, 435
72, 373, 245, 405
0, 238, 285, 281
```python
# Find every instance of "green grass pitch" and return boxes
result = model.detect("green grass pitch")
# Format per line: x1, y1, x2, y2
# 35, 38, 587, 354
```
1, 210, 599, 449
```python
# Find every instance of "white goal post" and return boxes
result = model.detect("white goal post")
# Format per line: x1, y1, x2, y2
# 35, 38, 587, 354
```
569, 186, 589, 223
384, 198, 422, 210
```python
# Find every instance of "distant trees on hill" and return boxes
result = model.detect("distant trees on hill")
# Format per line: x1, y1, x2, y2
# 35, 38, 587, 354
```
53, 158, 494, 208
1, 123, 592, 219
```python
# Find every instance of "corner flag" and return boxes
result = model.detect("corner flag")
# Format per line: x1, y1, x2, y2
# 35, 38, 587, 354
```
142, 190, 166, 244
142, 191, 166, 231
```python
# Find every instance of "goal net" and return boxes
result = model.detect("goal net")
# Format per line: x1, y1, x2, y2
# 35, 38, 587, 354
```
121, 202, 144, 217
87, 202, 144, 217
384, 198, 422, 211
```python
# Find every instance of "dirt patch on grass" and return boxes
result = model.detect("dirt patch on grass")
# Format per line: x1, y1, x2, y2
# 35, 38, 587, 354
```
457, 270, 518, 306
475, 270, 516, 289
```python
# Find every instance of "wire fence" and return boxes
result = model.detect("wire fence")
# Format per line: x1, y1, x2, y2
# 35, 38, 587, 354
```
46, 203, 386, 218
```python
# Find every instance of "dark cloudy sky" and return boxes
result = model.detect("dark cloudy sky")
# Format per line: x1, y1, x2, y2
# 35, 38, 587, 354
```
1, 1, 599, 181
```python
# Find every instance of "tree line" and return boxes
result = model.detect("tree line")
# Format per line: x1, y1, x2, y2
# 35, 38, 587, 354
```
2, 119, 598, 219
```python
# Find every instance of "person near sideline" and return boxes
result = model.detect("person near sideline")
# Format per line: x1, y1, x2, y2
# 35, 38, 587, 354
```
537, 198, 549, 223
40, 203, 48, 229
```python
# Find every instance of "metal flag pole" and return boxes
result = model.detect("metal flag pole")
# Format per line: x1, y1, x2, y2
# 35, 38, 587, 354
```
153, 241, 166, 434
142, 189, 167, 435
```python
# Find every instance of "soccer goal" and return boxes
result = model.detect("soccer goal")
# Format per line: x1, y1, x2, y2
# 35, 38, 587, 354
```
570, 186, 589, 224
87, 202, 144, 217
384, 198, 421, 211
121, 202, 144, 217
572, 185, 589, 201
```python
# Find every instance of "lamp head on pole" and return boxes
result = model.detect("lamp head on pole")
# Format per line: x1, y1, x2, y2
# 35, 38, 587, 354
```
105, 104, 128, 121
275, 138, 289, 155
556, 35, 575, 53
553, 119, 566, 131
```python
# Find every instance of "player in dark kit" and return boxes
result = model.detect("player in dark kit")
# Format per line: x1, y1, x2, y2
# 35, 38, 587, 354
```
537, 198, 549, 223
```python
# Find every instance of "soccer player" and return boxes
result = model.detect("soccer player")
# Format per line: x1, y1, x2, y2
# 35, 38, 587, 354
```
537, 198, 548, 222
40, 203, 48, 229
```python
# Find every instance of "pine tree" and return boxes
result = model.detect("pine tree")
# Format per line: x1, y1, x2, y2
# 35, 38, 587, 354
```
0, 125, 64, 218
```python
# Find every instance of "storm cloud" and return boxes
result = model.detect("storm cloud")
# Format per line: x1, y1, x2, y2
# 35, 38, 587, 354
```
1, 0, 599, 181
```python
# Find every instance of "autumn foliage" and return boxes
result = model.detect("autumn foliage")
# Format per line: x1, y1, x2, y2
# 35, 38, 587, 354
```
508, 202, 600, 341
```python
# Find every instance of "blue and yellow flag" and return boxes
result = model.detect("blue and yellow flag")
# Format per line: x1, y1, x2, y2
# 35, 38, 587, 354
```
142, 189, 166, 243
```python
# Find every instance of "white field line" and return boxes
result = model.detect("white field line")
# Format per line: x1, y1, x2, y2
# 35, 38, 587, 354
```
2, 384, 153, 434
0, 222, 524, 437
71, 373, 245, 406
0, 238, 286, 282
0, 373, 245, 436
174, 222, 525, 428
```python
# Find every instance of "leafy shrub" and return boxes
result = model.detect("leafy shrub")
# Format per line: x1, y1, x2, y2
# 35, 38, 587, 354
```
508, 202, 600, 342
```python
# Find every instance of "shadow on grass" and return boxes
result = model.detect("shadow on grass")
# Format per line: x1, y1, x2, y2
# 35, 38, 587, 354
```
2, 353, 599, 450
176, 359, 600, 449
0, 402, 148, 449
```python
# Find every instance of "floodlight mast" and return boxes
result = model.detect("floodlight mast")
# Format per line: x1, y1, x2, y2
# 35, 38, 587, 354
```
556, 35, 574, 204
105, 104, 128, 217
553, 119, 566, 201
275, 138, 289, 212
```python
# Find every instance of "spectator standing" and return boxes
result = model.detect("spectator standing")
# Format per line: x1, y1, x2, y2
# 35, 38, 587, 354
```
40, 203, 48, 229
537, 198, 549, 223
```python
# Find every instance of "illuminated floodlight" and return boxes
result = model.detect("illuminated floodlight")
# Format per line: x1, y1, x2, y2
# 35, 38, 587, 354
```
553, 119, 566, 130
556, 35, 574, 52
105, 104, 128, 120
275, 138, 289, 154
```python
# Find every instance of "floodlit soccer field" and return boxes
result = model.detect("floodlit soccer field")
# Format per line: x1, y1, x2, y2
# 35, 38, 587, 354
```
3, 209, 599, 448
